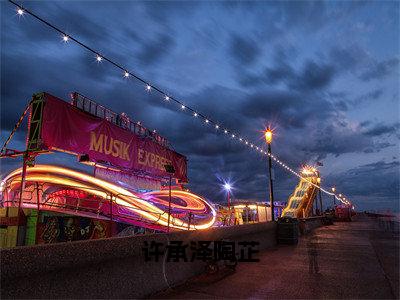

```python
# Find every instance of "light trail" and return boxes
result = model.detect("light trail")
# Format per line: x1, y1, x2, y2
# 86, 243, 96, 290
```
1, 165, 216, 231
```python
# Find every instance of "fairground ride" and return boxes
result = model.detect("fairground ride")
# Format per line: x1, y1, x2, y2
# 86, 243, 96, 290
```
0, 92, 216, 235
281, 166, 321, 218
0, 165, 216, 231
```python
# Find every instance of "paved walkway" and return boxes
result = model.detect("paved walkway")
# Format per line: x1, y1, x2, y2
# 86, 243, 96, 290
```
155, 215, 399, 299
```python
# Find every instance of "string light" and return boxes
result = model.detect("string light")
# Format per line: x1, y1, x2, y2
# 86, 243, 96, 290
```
193, 112, 198, 117
7, 0, 352, 206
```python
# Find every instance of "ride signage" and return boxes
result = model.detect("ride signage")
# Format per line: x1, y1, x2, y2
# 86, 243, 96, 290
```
38, 93, 188, 182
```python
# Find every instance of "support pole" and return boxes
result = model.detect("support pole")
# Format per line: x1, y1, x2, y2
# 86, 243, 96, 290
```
16, 152, 28, 246
35, 182, 40, 244
109, 193, 113, 237
187, 212, 192, 230
267, 143, 275, 221
319, 189, 323, 215
167, 174, 172, 233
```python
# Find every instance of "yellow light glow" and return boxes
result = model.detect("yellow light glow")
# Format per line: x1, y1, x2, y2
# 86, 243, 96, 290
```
264, 128, 273, 144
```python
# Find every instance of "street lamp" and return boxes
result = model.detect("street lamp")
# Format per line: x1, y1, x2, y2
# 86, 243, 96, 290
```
224, 183, 232, 209
223, 182, 233, 225
164, 164, 175, 233
265, 127, 275, 221
331, 187, 336, 206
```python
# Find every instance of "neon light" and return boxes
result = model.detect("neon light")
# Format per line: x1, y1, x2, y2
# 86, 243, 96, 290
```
1, 165, 216, 231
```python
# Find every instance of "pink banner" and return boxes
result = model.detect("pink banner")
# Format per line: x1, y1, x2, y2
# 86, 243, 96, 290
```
40, 93, 188, 182
95, 167, 162, 191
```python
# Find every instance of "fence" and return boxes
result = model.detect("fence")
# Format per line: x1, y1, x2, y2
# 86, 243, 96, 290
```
71, 92, 170, 148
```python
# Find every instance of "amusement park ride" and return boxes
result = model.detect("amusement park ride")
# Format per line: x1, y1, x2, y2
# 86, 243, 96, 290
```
0, 92, 337, 247
281, 167, 322, 218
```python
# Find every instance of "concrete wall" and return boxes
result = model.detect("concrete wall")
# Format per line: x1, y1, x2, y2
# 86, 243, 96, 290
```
1, 221, 277, 299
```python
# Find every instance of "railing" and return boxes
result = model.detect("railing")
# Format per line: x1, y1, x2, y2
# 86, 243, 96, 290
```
70, 92, 170, 148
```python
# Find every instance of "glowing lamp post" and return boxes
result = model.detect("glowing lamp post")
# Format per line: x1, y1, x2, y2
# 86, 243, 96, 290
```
265, 127, 275, 221
224, 183, 232, 209
331, 187, 336, 206
224, 183, 232, 225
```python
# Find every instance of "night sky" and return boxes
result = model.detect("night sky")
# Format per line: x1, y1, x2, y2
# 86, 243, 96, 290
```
1, 1, 399, 212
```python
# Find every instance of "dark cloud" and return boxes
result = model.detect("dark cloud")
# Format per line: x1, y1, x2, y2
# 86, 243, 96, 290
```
136, 33, 175, 65
294, 61, 335, 91
359, 58, 399, 81
239, 89, 334, 130
229, 34, 260, 65
300, 123, 372, 160
326, 161, 400, 211
264, 63, 295, 85
239, 59, 335, 91
334, 100, 348, 112
363, 122, 400, 137
277, 1, 328, 31
350, 88, 384, 107
329, 45, 371, 71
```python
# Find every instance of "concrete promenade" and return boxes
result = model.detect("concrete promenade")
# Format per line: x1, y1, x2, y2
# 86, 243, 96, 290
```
156, 214, 399, 299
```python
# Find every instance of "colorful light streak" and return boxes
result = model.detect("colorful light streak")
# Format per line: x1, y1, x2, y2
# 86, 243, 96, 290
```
1, 165, 216, 231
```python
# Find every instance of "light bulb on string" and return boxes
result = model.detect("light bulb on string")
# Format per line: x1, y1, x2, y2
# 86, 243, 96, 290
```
6, 1, 349, 201
193, 112, 198, 117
